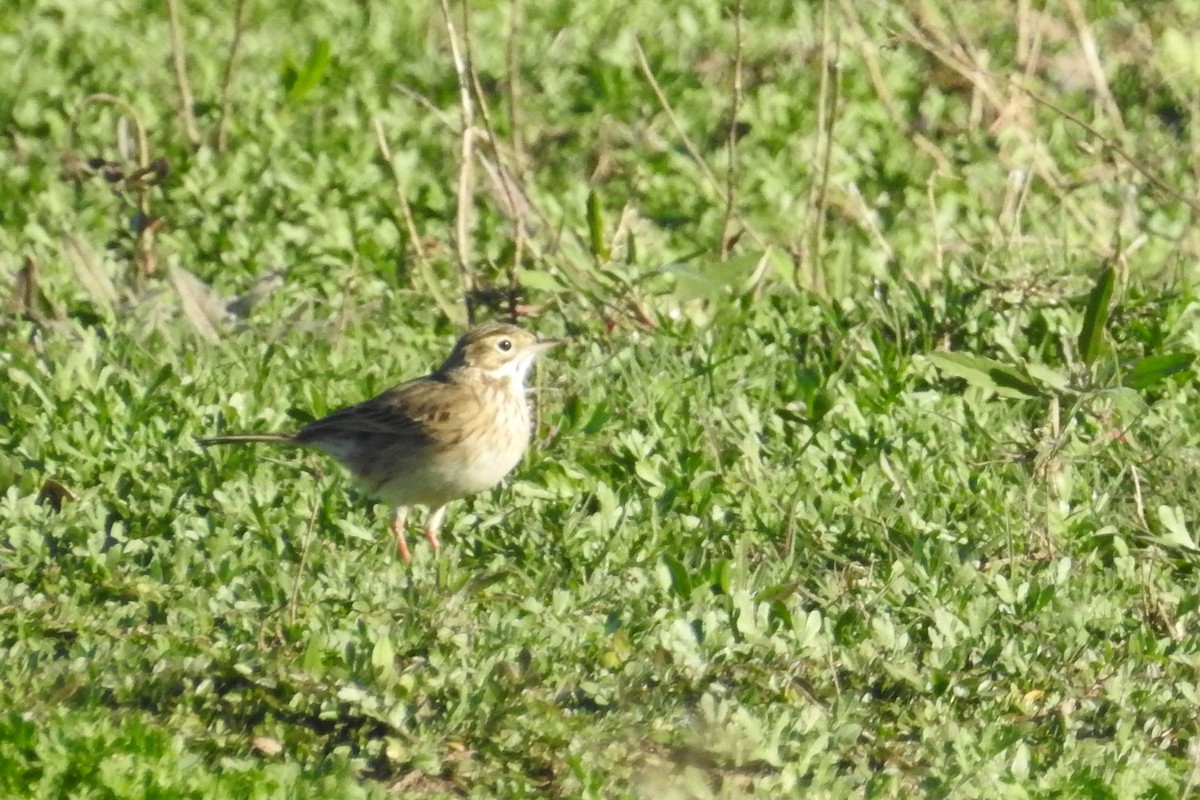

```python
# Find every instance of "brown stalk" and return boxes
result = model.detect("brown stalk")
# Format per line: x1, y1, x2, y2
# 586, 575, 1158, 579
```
372, 118, 465, 326
1061, 0, 1126, 138
391, 83, 605, 306
215, 0, 249, 152
1015, 81, 1200, 218
896, 18, 1111, 253
809, 0, 841, 291
836, 0, 950, 173
504, 0, 528, 315
165, 0, 202, 149
633, 37, 764, 250
505, 0, 527, 179
467, 57, 526, 320
436, 0, 478, 324
69, 94, 161, 280
719, 0, 745, 261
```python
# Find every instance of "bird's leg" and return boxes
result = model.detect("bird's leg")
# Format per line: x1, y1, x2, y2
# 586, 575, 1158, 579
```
390, 506, 412, 562
423, 505, 447, 551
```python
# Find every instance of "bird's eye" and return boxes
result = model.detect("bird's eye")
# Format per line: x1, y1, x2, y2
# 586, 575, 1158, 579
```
497, 339, 513, 352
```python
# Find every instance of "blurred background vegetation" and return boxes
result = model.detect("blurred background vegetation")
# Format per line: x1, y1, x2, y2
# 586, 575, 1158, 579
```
3, 1, 1200, 797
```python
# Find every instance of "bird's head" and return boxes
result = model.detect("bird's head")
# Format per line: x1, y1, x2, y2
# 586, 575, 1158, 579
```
440, 322, 559, 386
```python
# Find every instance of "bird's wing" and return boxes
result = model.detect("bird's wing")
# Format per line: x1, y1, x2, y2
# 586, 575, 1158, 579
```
294, 375, 475, 450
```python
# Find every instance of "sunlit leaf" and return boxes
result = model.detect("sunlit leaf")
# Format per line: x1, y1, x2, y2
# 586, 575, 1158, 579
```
927, 352, 1043, 399
1078, 266, 1115, 366
284, 39, 331, 104
1024, 362, 1071, 394
1124, 353, 1195, 390
1155, 506, 1199, 551
586, 190, 608, 261
661, 555, 692, 598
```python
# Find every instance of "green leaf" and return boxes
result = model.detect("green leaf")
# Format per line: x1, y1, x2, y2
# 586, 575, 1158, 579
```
1124, 353, 1195, 390
1154, 506, 1199, 551
1024, 362, 1071, 394
371, 634, 395, 671
755, 582, 798, 604
707, 559, 731, 595
767, 601, 794, 631
516, 268, 566, 294
927, 352, 1043, 399
586, 190, 608, 261
1078, 266, 1115, 366
664, 251, 770, 303
285, 39, 331, 104
661, 555, 693, 598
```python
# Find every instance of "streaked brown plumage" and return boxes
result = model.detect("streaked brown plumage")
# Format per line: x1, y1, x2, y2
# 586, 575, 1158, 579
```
200, 323, 559, 561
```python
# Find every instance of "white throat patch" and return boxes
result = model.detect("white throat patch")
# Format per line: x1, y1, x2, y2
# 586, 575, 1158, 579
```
488, 354, 535, 388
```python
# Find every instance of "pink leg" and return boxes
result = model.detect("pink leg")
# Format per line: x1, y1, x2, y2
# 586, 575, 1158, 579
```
390, 506, 412, 562
423, 506, 447, 551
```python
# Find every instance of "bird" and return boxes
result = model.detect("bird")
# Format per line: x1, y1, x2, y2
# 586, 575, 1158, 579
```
199, 322, 559, 561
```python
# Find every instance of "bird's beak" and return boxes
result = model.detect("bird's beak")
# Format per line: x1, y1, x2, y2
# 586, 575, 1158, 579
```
532, 338, 562, 353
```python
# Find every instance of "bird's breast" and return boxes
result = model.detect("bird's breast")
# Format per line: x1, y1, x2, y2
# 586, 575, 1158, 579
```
377, 389, 532, 508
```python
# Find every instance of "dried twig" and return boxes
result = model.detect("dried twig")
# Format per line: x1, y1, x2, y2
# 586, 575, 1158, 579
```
468, 75, 525, 319
393, 83, 456, 127
215, 0, 249, 152
836, 0, 950, 172
372, 118, 466, 326
7, 257, 67, 327
505, 0, 527, 179
436, 0, 478, 324
810, 0, 842, 284
896, 20, 1114, 254
719, 0, 745, 260
633, 37, 764, 250
288, 486, 323, 624
1015, 81, 1200, 218
68, 94, 162, 279
165, 0, 202, 149
1061, 0, 1126, 138
503, 0, 528, 316
70, 94, 149, 168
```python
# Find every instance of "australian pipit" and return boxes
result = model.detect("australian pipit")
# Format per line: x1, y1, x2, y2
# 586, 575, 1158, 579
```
200, 323, 559, 561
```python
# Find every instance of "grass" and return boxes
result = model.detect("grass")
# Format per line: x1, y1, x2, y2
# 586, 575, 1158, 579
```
3, 0, 1200, 797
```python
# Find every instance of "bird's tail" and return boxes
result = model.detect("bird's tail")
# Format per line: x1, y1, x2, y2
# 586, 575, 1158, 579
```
198, 432, 297, 447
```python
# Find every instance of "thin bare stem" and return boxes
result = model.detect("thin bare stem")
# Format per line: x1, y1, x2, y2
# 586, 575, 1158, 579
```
465, 46, 526, 319
372, 117, 466, 326
436, 0, 478, 324
505, 0, 528, 313
70, 94, 149, 167
505, 0, 527, 179
215, 0, 249, 152
837, 0, 950, 173
165, 0, 202, 149
287, 484, 322, 624
1016, 81, 1200, 218
633, 37, 764, 250
1062, 0, 1126, 138
68, 94, 160, 279
470, 101, 525, 320
810, 0, 842, 288
719, 0, 745, 260
393, 83, 456, 127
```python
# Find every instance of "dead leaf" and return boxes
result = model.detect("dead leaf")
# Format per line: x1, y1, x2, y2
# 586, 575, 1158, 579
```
60, 233, 117, 312
37, 478, 77, 513
226, 267, 287, 320
7, 257, 66, 326
251, 736, 283, 756
168, 260, 224, 343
